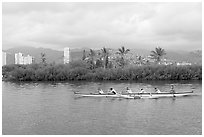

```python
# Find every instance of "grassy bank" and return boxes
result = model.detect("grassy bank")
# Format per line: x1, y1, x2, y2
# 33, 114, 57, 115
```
2, 61, 202, 81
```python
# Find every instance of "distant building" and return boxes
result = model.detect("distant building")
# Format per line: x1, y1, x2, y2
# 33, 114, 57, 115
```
64, 47, 70, 64
23, 55, 33, 64
2, 52, 6, 66
15, 52, 33, 65
15, 52, 24, 64
177, 62, 192, 66
32, 57, 35, 64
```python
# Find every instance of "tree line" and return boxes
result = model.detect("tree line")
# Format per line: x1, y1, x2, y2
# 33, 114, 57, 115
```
80, 46, 167, 69
2, 47, 202, 81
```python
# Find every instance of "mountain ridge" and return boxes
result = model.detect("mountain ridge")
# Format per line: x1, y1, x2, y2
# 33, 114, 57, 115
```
4, 47, 202, 65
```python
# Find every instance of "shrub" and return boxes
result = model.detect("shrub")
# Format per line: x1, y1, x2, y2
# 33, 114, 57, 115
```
2, 63, 202, 81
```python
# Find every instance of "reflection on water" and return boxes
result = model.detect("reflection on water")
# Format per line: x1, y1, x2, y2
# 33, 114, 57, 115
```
2, 81, 202, 135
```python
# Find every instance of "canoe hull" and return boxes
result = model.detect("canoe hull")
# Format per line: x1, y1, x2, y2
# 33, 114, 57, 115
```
74, 91, 193, 99
75, 93, 136, 99
127, 91, 193, 98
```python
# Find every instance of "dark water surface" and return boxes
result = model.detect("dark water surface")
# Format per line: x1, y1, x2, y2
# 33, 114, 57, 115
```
2, 81, 202, 135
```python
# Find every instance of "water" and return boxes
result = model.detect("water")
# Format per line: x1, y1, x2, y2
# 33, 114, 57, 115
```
2, 81, 202, 135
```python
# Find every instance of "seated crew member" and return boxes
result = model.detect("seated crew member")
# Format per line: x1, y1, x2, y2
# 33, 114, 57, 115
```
108, 88, 117, 94
170, 85, 175, 93
139, 88, 145, 93
126, 87, 133, 94
154, 87, 161, 93
97, 88, 104, 94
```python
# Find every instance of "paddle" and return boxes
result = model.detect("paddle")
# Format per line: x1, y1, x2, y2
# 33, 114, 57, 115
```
73, 91, 79, 94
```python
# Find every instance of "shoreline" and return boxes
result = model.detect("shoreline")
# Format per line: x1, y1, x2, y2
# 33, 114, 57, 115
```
2, 78, 202, 83
2, 63, 202, 82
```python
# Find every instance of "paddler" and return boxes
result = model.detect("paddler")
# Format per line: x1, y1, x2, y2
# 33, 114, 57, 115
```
108, 88, 117, 94
154, 87, 161, 93
97, 87, 104, 94
126, 87, 133, 94
170, 84, 175, 93
139, 88, 145, 93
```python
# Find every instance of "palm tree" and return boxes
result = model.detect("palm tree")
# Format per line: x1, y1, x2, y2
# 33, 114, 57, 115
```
89, 49, 96, 59
137, 56, 143, 66
41, 53, 46, 65
117, 46, 130, 56
150, 47, 166, 64
117, 46, 130, 67
95, 52, 103, 68
101, 47, 109, 69
82, 50, 86, 60
87, 49, 96, 69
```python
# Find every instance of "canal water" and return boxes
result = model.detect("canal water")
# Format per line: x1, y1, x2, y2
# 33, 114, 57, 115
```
2, 81, 202, 135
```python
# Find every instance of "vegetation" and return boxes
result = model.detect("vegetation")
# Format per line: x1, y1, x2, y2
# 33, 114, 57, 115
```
2, 63, 202, 81
101, 47, 110, 69
41, 53, 47, 65
2, 46, 202, 81
150, 47, 166, 64
82, 50, 86, 60
87, 49, 97, 70
116, 46, 130, 67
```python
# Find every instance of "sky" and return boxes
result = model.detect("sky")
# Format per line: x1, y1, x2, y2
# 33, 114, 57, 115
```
2, 2, 202, 51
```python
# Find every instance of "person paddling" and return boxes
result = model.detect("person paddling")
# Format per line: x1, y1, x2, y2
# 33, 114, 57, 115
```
154, 87, 161, 93
139, 88, 145, 93
170, 85, 175, 93
108, 88, 117, 95
97, 87, 104, 94
126, 87, 133, 94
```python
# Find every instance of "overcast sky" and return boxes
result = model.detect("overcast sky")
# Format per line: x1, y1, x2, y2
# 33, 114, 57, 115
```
2, 2, 202, 51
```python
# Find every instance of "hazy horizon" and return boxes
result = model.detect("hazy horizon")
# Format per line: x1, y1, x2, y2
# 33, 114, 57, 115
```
3, 45, 201, 53
2, 2, 202, 51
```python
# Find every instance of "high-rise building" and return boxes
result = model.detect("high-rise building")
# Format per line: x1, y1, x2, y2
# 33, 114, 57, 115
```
15, 52, 24, 64
2, 52, 6, 66
23, 55, 33, 65
15, 52, 33, 65
64, 47, 70, 64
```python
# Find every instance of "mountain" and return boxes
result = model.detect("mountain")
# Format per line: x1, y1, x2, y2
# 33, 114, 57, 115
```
5, 46, 86, 64
4, 47, 202, 65
5, 47, 63, 64
165, 50, 202, 64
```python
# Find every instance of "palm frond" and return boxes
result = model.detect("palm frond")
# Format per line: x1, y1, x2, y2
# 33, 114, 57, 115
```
89, 49, 96, 57
121, 46, 125, 53
118, 48, 123, 54
124, 48, 130, 54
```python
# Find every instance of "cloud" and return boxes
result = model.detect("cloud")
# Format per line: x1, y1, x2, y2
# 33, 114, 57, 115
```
2, 2, 202, 51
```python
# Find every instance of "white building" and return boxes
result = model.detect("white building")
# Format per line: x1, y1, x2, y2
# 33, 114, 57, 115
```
177, 62, 192, 66
15, 52, 24, 64
2, 52, 6, 66
64, 47, 70, 64
15, 52, 33, 65
23, 55, 33, 64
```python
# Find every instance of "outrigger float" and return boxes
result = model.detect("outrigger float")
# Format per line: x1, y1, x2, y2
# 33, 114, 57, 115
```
74, 91, 194, 99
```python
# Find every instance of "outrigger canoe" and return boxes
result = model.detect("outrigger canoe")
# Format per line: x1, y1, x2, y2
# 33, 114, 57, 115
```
74, 91, 194, 99
74, 92, 138, 99
123, 91, 194, 98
